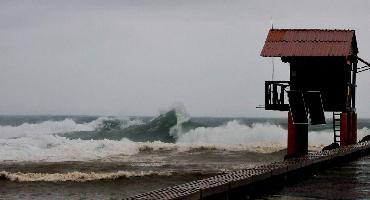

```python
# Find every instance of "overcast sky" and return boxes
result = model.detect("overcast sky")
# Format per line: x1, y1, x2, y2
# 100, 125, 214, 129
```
1, 0, 370, 117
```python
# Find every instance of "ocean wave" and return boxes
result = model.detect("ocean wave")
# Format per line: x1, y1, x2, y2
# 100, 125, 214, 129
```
0, 170, 173, 182
177, 121, 287, 146
0, 117, 143, 139
1, 107, 369, 162
61, 105, 196, 142
0, 136, 140, 162
0, 134, 286, 162
0, 119, 352, 162
177, 120, 370, 148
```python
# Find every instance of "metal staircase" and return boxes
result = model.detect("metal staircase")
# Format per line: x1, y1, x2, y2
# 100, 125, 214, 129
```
333, 112, 341, 144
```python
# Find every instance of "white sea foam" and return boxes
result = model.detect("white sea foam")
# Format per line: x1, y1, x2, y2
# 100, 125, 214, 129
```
0, 117, 143, 139
0, 118, 97, 139
0, 134, 285, 162
306, 127, 370, 148
176, 120, 370, 151
169, 103, 191, 139
177, 121, 286, 146
1, 113, 369, 162
0, 136, 142, 161
0, 170, 172, 182
117, 117, 144, 129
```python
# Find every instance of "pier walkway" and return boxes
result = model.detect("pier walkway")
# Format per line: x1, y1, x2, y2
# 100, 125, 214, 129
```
126, 141, 370, 200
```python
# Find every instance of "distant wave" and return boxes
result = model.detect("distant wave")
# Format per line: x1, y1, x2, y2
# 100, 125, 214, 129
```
177, 121, 286, 146
0, 117, 143, 139
176, 120, 362, 148
0, 170, 173, 182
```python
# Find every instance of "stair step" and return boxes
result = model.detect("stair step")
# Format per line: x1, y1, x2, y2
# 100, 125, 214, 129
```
333, 112, 342, 144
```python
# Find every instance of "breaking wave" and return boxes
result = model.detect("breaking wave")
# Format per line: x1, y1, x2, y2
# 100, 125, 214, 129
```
0, 170, 173, 182
0, 135, 287, 162
0, 136, 140, 161
1, 122, 362, 162
1, 105, 369, 162
177, 121, 286, 146
0, 117, 143, 139
178, 120, 370, 149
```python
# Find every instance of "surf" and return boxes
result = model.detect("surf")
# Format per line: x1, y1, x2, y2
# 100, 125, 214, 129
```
0, 170, 174, 182
1, 105, 370, 162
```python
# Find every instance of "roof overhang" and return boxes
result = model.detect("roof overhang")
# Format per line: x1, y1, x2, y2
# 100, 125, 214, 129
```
260, 29, 358, 57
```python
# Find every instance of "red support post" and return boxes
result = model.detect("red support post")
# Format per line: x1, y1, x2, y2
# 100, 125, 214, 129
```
287, 112, 308, 158
340, 112, 357, 146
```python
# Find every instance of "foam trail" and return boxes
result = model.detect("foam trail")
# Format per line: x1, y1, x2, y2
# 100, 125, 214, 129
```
0, 134, 286, 162
0, 136, 142, 161
0, 170, 173, 182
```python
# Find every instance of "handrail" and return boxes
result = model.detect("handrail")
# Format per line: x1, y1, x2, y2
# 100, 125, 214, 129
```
354, 55, 370, 73
355, 55, 370, 67
265, 81, 290, 111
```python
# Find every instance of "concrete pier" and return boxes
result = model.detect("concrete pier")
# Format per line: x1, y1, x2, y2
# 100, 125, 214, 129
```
126, 141, 370, 200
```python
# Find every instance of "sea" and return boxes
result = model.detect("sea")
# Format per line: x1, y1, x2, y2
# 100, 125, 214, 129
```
1, 105, 370, 199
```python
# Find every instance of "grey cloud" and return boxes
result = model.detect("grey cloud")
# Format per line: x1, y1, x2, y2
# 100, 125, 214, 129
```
0, 0, 370, 117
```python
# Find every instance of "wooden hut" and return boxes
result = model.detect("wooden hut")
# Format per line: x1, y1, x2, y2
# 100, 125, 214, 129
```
261, 29, 359, 157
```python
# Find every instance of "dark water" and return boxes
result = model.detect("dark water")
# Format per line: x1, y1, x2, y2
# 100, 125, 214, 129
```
0, 173, 212, 200
0, 108, 370, 199
264, 155, 370, 200
1, 155, 369, 199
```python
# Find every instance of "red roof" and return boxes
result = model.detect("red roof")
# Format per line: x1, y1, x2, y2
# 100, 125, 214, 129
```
260, 29, 358, 57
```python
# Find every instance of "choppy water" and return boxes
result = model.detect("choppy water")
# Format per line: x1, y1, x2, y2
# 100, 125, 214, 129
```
1, 106, 370, 199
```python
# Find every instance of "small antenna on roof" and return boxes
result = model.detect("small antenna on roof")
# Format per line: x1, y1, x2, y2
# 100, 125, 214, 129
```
271, 57, 275, 81
270, 16, 274, 29
268, 16, 275, 81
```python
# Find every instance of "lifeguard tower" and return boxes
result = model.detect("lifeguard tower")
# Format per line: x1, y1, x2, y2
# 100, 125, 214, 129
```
260, 29, 370, 157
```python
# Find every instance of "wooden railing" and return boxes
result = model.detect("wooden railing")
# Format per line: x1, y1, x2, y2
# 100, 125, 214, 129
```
265, 81, 290, 111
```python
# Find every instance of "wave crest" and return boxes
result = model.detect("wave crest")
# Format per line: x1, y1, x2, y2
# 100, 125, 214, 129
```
0, 117, 143, 139
177, 121, 286, 146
